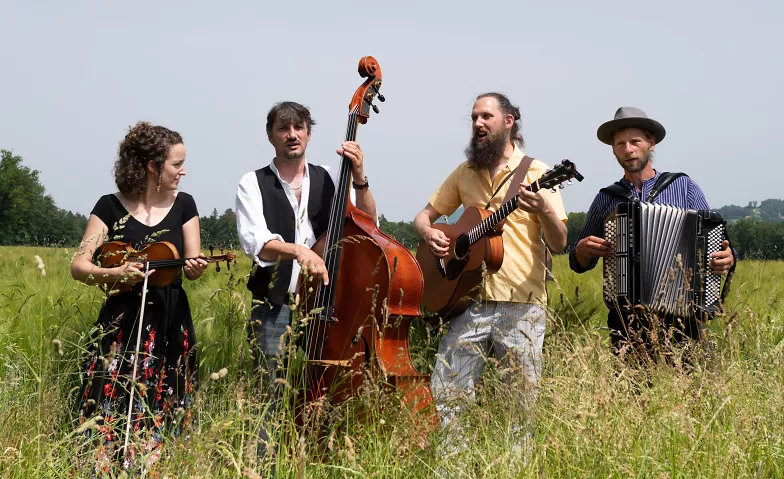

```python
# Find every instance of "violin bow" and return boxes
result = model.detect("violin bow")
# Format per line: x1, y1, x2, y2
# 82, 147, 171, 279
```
123, 262, 152, 458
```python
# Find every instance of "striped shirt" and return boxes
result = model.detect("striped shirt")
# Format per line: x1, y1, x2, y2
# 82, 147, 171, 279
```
568, 170, 711, 273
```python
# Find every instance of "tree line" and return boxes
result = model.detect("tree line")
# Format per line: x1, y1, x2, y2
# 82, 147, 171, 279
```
2, 150, 783, 259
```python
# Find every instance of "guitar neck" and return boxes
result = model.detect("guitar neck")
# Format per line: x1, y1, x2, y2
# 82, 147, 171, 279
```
467, 182, 543, 245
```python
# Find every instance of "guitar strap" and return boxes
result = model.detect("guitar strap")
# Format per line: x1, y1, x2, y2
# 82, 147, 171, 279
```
484, 155, 535, 209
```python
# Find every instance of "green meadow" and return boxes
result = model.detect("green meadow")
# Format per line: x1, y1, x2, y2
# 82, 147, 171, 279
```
1, 246, 783, 478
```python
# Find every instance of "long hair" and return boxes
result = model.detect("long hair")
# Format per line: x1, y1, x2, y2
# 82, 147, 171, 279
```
476, 92, 525, 147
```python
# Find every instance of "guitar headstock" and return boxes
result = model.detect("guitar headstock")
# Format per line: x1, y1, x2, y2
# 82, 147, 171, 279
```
349, 56, 384, 124
532, 159, 584, 193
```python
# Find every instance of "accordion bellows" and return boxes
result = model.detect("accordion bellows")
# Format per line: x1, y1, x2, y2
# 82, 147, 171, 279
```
603, 202, 725, 318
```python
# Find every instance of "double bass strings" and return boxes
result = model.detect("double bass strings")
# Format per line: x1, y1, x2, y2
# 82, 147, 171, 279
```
307, 107, 360, 359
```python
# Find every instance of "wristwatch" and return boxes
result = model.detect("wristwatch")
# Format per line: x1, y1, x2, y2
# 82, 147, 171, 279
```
352, 176, 369, 190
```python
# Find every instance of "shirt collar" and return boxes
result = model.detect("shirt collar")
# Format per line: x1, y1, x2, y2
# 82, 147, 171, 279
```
269, 158, 310, 182
619, 169, 659, 189
505, 144, 525, 171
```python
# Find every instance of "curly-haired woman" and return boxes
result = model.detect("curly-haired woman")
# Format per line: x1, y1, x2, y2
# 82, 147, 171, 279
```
71, 122, 208, 470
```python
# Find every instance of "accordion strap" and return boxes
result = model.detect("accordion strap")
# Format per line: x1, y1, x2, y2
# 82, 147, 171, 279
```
599, 172, 688, 203
647, 172, 687, 202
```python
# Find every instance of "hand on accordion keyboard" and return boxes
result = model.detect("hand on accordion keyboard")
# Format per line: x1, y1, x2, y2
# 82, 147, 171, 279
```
709, 240, 735, 275
574, 235, 612, 268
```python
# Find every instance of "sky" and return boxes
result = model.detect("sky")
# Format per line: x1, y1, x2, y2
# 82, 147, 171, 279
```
1, 1, 782, 222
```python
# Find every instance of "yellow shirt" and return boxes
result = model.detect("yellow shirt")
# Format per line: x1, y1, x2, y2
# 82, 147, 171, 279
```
428, 146, 568, 304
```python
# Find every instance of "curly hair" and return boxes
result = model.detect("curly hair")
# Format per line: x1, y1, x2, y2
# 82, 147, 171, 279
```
476, 92, 525, 148
113, 122, 183, 198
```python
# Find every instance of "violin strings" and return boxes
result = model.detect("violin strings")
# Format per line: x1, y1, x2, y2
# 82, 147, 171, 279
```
145, 257, 222, 269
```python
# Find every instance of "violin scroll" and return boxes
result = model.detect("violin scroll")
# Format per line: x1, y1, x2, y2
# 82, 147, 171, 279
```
208, 245, 237, 272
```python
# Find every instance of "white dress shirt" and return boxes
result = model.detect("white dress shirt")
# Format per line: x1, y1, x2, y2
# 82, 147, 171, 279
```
235, 159, 356, 293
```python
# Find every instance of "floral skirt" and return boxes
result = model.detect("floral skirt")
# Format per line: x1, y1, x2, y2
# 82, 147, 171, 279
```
76, 283, 199, 472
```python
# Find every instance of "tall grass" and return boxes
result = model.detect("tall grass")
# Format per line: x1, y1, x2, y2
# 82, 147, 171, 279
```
0, 246, 782, 477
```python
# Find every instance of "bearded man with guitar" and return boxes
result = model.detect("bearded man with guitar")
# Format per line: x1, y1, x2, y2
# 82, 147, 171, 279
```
413, 92, 569, 436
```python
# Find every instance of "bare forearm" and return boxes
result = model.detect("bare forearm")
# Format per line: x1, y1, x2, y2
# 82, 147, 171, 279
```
540, 209, 567, 253
355, 189, 377, 221
414, 211, 434, 240
71, 257, 122, 286
258, 239, 303, 263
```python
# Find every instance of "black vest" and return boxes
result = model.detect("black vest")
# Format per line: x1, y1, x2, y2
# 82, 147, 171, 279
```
246, 164, 335, 305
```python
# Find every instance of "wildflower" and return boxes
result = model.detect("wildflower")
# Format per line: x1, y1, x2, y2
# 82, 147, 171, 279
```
52, 339, 64, 356
34, 255, 46, 277
344, 434, 356, 466
218, 367, 228, 378
210, 372, 220, 381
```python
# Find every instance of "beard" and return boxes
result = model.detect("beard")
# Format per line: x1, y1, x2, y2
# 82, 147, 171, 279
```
465, 129, 509, 169
280, 142, 305, 161
616, 149, 654, 173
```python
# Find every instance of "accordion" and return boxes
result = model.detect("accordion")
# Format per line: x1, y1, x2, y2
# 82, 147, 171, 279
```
603, 202, 727, 318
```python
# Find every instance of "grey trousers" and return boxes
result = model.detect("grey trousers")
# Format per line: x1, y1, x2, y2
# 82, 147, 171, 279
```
430, 301, 546, 428
247, 302, 291, 461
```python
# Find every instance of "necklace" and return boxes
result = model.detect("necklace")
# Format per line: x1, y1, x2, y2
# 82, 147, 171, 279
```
291, 184, 302, 191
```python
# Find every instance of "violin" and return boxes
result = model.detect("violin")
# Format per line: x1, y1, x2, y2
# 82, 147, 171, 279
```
93, 240, 236, 295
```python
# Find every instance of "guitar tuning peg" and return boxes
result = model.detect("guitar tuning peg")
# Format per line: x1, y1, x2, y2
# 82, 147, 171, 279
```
550, 187, 557, 193
372, 104, 380, 114
558, 183, 565, 189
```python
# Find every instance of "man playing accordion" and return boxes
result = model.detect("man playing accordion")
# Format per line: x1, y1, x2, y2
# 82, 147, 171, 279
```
569, 107, 735, 359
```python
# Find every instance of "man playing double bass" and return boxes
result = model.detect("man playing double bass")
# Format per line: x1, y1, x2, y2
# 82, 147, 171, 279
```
234, 101, 377, 458
413, 92, 568, 442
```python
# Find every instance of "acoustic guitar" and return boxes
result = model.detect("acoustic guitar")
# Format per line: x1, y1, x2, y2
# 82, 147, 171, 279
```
416, 160, 583, 319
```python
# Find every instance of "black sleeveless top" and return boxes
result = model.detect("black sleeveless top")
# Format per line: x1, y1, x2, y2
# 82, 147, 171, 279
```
90, 192, 199, 255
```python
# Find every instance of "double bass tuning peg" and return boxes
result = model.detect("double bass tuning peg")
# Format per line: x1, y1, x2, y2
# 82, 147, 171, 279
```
364, 97, 380, 114
371, 84, 385, 102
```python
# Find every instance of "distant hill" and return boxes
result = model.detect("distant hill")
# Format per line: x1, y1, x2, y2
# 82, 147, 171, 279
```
433, 199, 784, 224
716, 199, 784, 222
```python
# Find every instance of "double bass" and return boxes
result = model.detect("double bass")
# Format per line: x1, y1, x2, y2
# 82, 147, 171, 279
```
299, 56, 433, 422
